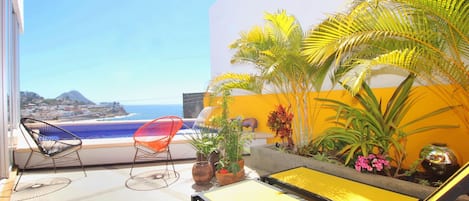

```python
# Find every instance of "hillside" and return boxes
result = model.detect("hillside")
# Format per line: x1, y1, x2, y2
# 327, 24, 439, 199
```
20, 90, 127, 121
21, 90, 95, 107
56, 90, 95, 105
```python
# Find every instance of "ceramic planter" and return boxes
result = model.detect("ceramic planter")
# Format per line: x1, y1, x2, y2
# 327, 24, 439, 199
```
192, 161, 213, 185
215, 168, 245, 186
420, 143, 460, 180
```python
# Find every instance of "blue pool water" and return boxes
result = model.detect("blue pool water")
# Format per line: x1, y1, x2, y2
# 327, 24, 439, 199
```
57, 120, 195, 139
36, 104, 193, 139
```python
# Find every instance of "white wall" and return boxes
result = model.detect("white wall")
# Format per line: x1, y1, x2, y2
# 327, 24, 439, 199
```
209, 0, 406, 92
209, 0, 347, 82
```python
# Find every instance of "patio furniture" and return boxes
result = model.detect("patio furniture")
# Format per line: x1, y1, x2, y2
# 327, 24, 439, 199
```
193, 106, 215, 128
128, 115, 183, 187
261, 162, 469, 201
15, 117, 86, 191
179, 106, 217, 136
190, 179, 303, 201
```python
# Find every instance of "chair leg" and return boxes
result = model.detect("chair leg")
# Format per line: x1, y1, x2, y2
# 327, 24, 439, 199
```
52, 158, 57, 173
14, 151, 33, 191
76, 152, 87, 177
129, 148, 139, 177
167, 148, 177, 178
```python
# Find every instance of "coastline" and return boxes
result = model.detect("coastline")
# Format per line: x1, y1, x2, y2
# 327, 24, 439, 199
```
53, 114, 133, 123
97, 113, 137, 121
35, 104, 183, 123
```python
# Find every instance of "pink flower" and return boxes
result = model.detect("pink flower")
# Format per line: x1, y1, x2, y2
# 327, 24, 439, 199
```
354, 154, 390, 173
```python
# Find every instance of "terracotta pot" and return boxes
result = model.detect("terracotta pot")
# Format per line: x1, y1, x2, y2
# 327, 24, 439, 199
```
215, 168, 245, 186
192, 161, 213, 185
238, 159, 244, 170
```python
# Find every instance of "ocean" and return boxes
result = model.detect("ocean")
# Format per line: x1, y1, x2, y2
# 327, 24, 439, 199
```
105, 104, 183, 121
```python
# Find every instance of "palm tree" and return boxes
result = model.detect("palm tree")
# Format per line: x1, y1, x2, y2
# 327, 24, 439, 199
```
302, 0, 469, 127
207, 73, 263, 96
229, 10, 329, 146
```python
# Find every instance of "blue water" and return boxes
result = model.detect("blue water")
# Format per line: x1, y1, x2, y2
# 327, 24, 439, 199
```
60, 120, 195, 139
105, 104, 183, 121
64, 104, 190, 139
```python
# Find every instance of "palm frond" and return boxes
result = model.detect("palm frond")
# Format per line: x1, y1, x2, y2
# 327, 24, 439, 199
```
208, 73, 263, 95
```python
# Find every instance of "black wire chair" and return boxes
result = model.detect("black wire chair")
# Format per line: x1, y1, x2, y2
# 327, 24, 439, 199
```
15, 117, 86, 191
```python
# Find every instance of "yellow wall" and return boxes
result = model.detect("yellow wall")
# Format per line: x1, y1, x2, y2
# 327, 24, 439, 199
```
205, 86, 469, 168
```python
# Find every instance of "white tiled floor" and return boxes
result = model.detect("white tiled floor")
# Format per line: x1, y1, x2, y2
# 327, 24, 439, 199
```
9, 159, 263, 201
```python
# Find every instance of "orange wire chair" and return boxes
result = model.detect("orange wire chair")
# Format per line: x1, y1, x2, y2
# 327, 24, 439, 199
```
129, 116, 184, 179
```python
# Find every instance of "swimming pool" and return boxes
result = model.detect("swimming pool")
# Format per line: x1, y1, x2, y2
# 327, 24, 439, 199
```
56, 119, 196, 139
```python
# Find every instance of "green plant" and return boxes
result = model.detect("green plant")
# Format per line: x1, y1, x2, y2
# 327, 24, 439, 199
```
210, 90, 252, 174
186, 127, 220, 161
310, 152, 343, 165
313, 74, 458, 177
302, 0, 468, 128
230, 10, 328, 147
418, 179, 431, 186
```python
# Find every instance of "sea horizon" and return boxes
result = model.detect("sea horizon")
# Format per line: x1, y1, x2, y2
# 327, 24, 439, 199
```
103, 104, 183, 121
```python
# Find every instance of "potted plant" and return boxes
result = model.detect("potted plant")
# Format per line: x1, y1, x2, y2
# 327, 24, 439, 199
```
267, 104, 294, 150
211, 90, 251, 186
214, 118, 246, 186
186, 126, 220, 185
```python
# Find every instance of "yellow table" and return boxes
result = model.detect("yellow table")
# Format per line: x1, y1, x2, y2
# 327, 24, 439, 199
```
190, 179, 303, 201
263, 167, 419, 201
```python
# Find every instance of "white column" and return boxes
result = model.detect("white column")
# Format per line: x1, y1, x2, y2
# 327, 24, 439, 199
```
0, 0, 9, 179
10, 5, 19, 128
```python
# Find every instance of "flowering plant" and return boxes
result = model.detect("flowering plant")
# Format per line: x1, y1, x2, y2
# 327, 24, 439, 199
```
354, 154, 390, 173
267, 104, 294, 148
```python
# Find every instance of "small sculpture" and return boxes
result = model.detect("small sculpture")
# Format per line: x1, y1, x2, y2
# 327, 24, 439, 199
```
241, 118, 257, 132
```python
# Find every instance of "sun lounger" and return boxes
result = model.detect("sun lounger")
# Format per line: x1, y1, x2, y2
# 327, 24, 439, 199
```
262, 167, 418, 201
261, 162, 469, 201
190, 179, 304, 201
190, 162, 468, 201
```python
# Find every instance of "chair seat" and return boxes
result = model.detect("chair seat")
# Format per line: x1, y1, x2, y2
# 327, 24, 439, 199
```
135, 142, 168, 153
43, 141, 82, 158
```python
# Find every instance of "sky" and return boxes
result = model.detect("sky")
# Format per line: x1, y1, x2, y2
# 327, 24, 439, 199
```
20, 0, 216, 105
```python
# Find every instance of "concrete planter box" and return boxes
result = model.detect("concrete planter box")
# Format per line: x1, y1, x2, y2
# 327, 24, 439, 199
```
250, 144, 437, 199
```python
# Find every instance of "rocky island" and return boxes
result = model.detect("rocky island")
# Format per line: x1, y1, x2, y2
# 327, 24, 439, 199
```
21, 90, 128, 121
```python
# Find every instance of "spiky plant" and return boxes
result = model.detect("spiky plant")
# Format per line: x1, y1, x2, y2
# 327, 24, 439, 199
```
302, 0, 469, 127
313, 74, 457, 177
